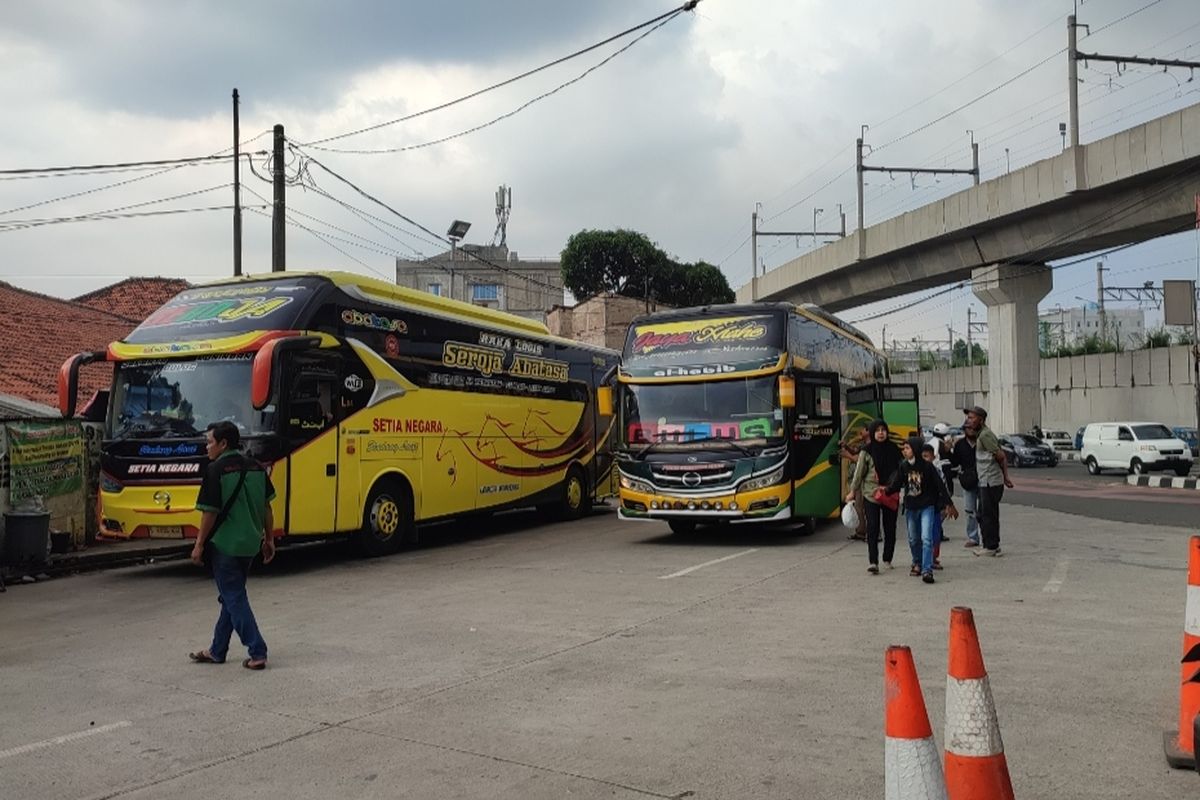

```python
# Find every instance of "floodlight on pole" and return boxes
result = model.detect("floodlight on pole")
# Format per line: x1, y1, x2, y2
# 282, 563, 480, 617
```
447, 219, 471, 262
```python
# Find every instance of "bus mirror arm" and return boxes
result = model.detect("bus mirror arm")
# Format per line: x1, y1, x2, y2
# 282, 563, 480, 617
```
58, 351, 107, 419
252, 335, 322, 411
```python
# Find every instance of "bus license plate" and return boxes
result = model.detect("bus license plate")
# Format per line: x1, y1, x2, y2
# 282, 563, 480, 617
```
149, 525, 184, 538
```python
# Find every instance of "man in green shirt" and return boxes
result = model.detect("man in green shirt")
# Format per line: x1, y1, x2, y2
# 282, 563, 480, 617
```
964, 406, 1013, 557
188, 420, 276, 669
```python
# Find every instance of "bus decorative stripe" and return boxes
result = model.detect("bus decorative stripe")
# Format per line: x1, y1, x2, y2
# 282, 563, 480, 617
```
108, 330, 308, 361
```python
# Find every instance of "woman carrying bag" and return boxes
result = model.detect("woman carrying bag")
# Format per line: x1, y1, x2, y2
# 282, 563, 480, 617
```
845, 419, 902, 574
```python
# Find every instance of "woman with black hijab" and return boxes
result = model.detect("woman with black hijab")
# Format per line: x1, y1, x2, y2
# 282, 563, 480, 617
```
845, 419, 902, 574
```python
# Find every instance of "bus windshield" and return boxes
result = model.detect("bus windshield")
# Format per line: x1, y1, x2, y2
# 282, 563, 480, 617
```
621, 375, 785, 449
109, 355, 272, 439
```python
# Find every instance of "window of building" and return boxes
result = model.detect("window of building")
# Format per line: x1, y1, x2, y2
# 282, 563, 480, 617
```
472, 284, 500, 303
427, 282, 443, 296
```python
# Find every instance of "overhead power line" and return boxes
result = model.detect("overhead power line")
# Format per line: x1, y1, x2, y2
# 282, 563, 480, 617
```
298, 1, 700, 149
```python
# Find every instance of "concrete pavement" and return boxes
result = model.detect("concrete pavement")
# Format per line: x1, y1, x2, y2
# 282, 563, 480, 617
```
0, 504, 1196, 799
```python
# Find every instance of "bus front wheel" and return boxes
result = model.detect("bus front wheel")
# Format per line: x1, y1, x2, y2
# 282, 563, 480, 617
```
354, 478, 412, 557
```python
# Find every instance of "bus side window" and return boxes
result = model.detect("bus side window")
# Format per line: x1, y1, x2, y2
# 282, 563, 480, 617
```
286, 370, 337, 442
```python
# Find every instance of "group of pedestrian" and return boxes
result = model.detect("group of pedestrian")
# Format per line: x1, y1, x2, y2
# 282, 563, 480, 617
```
844, 405, 1012, 584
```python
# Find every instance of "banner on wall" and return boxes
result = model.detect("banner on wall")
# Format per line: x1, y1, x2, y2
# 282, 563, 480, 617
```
5, 421, 84, 503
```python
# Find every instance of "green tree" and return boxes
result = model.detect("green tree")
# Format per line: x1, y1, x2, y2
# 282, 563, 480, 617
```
560, 229, 666, 299
560, 231, 734, 306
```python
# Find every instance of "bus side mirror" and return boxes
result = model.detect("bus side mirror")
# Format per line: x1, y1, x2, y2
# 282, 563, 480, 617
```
58, 351, 107, 418
596, 385, 614, 417
252, 336, 322, 410
778, 375, 796, 409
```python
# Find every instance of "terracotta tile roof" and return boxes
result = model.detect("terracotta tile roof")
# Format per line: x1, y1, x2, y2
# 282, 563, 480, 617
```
74, 277, 190, 321
0, 282, 136, 409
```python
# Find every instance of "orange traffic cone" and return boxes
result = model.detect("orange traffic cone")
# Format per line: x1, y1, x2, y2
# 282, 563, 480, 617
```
944, 607, 1014, 800
885, 645, 948, 800
1164, 535, 1200, 770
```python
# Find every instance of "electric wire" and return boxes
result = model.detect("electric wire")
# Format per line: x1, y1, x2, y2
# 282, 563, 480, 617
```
298, 1, 698, 149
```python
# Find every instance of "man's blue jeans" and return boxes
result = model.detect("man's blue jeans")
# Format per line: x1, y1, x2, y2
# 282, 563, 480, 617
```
209, 550, 267, 662
962, 488, 979, 543
905, 506, 937, 575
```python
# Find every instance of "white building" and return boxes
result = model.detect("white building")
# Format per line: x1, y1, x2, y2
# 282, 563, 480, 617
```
1038, 306, 1145, 349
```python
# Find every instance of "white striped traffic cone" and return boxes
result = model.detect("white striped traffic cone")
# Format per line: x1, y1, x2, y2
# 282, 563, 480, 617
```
886, 645, 948, 800
944, 607, 1014, 800
1164, 534, 1200, 770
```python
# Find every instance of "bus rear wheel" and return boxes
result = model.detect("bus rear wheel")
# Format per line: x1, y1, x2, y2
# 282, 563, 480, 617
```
354, 478, 411, 557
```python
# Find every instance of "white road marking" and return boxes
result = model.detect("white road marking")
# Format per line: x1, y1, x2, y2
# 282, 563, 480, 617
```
1043, 557, 1070, 593
659, 548, 759, 579
0, 721, 131, 760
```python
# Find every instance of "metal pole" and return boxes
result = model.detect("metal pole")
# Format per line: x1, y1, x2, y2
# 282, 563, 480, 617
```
271, 124, 285, 272
233, 89, 242, 277
1068, 15, 1080, 149
855, 137, 865, 237
967, 307, 974, 367
1097, 261, 1107, 345
972, 141, 980, 186
751, 208, 759, 300
838, 203, 846, 237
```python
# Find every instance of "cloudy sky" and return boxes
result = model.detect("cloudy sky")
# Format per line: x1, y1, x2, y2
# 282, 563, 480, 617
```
1, 0, 1198, 347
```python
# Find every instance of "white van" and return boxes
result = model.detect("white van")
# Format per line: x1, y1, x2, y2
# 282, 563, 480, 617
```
1080, 422, 1194, 476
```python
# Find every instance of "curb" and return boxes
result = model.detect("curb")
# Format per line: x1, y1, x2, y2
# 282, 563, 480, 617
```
2, 542, 189, 584
1127, 474, 1200, 491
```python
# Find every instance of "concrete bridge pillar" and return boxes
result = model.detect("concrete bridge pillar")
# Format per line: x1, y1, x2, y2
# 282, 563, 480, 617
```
971, 264, 1052, 435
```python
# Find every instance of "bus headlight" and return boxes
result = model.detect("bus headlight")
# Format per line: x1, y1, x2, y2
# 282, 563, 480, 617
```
739, 464, 786, 493
100, 472, 123, 494
619, 474, 654, 494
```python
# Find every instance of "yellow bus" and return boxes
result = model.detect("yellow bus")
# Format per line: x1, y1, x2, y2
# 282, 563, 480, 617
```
614, 303, 917, 534
60, 271, 619, 556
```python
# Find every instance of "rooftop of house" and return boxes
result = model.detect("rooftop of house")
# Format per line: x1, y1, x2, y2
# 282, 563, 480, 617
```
0, 282, 139, 410
74, 276, 190, 321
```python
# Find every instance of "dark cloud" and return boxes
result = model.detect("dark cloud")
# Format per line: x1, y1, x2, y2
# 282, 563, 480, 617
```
4, 0, 678, 116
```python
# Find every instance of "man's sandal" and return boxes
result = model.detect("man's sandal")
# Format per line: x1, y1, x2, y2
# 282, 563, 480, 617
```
188, 650, 224, 664
242, 658, 267, 671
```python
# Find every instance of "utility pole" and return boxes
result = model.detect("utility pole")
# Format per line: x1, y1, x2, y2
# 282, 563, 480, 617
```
750, 205, 759, 300
812, 207, 823, 246
1097, 261, 1108, 345
1067, 15, 1080, 150
232, 89, 242, 277
856, 128, 979, 238
967, 308, 973, 367
271, 124, 286, 272
948, 324, 955, 367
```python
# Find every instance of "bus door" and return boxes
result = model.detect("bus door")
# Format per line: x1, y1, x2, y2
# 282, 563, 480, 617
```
878, 383, 920, 442
790, 372, 841, 519
282, 351, 341, 535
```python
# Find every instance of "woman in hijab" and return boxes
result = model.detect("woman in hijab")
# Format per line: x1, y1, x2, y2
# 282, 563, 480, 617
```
845, 419, 902, 574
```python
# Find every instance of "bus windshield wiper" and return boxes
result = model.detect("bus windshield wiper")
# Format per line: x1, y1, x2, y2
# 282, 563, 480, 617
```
682, 436, 756, 458
634, 440, 662, 460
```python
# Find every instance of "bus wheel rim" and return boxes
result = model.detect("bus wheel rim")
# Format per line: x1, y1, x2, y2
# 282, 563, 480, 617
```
567, 477, 582, 509
373, 496, 400, 539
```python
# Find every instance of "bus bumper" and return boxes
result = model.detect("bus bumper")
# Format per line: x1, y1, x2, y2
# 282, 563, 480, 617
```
98, 485, 203, 540
616, 483, 793, 524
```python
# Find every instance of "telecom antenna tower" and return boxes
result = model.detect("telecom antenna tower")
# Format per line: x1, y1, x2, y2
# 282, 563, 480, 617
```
493, 184, 512, 247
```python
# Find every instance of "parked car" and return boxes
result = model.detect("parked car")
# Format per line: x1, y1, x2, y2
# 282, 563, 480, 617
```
1074, 426, 1085, 451
999, 434, 1059, 467
1172, 426, 1199, 458
1040, 430, 1074, 451
1081, 422, 1194, 476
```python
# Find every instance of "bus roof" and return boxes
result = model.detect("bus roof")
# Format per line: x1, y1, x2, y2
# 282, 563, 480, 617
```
627, 302, 878, 353
192, 270, 552, 337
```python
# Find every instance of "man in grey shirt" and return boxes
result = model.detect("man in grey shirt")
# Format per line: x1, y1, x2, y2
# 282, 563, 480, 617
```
964, 406, 1013, 556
